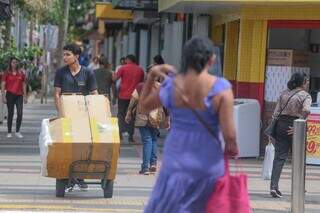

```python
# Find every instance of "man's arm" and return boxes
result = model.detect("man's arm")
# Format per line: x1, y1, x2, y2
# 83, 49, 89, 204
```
91, 90, 98, 95
112, 67, 122, 81
54, 87, 62, 117
87, 69, 98, 95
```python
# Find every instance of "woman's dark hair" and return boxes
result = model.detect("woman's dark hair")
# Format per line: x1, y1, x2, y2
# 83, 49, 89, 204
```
8, 57, 19, 72
287, 72, 308, 90
63, 43, 82, 56
153, 55, 164, 65
181, 36, 214, 74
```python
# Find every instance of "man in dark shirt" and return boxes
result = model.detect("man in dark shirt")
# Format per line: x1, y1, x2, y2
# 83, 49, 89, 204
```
112, 54, 144, 142
94, 57, 115, 104
54, 43, 98, 117
54, 43, 97, 191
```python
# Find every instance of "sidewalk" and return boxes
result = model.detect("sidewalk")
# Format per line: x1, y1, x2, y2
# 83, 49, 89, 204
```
0, 99, 319, 212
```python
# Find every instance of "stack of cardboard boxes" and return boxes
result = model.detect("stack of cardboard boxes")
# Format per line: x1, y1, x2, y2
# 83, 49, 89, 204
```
40, 95, 120, 180
265, 49, 310, 102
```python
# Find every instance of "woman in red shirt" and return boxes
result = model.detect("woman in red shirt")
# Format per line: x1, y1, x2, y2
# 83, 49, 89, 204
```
1, 57, 27, 138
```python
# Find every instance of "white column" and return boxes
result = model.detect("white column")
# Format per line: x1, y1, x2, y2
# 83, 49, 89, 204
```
150, 25, 160, 64
139, 29, 148, 70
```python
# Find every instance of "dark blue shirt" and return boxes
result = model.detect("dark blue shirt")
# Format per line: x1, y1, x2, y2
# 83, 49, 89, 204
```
54, 66, 97, 95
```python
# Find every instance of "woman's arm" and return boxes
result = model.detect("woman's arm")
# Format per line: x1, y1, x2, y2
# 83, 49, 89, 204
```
138, 64, 176, 114
1, 80, 6, 104
216, 89, 239, 157
125, 97, 138, 124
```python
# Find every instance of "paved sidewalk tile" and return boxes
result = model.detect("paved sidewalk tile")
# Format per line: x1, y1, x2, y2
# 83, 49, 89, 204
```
0, 99, 319, 212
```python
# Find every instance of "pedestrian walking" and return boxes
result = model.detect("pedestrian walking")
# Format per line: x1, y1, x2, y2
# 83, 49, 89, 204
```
93, 57, 115, 103
54, 43, 98, 190
138, 36, 239, 212
113, 55, 144, 142
269, 72, 311, 198
1, 57, 27, 139
147, 55, 165, 138
88, 56, 100, 71
125, 75, 167, 175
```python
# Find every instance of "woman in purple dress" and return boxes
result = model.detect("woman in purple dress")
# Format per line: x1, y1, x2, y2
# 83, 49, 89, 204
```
138, 36, 239, 213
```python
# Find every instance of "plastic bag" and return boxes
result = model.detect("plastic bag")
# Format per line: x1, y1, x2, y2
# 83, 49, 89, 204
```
38, 119, 53, 177
261, 142, 275, 180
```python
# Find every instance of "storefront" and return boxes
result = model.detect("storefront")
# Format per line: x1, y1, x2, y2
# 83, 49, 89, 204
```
159, 1, 320, 154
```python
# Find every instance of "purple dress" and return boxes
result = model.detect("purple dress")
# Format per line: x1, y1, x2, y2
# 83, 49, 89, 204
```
144, 76, 232, 213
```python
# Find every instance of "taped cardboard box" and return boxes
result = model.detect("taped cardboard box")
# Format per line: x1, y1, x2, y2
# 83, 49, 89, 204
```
42, 118, 92, 179
86, 95, 120, 180
60, 95, 89, 119
267, 49, 309, 67
40, 95, 120, 180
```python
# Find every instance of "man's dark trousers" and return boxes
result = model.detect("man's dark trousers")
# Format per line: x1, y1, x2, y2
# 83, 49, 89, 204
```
118, 98, 134, 139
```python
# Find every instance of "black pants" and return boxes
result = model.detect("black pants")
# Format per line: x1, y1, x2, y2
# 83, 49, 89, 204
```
117, 98, 134, 138
270, 115, 297, 190
6, 92, 23, 133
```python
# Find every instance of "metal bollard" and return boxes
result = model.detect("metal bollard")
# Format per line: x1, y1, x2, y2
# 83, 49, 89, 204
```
291, 119, 307, 213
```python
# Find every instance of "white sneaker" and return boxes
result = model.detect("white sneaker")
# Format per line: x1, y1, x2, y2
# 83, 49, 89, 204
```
6, 133, 12, 138
15, 132, 23, 138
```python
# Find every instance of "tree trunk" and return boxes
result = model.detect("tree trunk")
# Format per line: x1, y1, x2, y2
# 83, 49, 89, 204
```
3, 19, 11, 51
55, 0, 70, 70
29, 19, 34, 46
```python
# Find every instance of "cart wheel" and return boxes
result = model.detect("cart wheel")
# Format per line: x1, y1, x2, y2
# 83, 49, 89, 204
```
56, 179, 68, 197
101, 179, 114, 198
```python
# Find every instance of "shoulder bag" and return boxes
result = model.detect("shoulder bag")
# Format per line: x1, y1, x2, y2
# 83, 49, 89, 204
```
264, 89, 302, 140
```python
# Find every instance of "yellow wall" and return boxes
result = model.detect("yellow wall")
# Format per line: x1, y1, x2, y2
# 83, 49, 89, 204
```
96, 3, 133, 20
237, 19, 267, 83
223, 21, 239, 81
241, 6, 320, 20
211, 25, 224, 45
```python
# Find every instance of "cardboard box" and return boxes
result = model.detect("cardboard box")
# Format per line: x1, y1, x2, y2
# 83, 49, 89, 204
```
60, 95, 88, 119
44, 95, 120, 180
267, 49, 309, 67
86, 95, 120, 180
46, 118, 92, 178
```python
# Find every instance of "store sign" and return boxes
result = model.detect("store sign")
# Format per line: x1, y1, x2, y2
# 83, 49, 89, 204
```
306, 114, 320, 159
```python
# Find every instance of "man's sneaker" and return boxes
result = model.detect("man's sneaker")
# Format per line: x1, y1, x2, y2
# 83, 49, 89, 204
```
65, 186, 74, 192
270, 189, 282, 198
139, 169, 150, 175
149, 165, 157, 173
77, 180, 88, 191
6, 133, 12, 138
15, 132, 23, 138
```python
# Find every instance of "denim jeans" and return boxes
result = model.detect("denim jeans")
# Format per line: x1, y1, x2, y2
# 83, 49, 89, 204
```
139, 126, 158, 170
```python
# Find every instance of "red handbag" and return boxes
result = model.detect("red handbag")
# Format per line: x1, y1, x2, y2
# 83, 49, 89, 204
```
206, 156, 251, 213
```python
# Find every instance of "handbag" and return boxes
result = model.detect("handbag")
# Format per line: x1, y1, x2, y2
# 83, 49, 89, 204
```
264, 89, 302, 140
173, 80, 251, 213
206, 155, 251, 213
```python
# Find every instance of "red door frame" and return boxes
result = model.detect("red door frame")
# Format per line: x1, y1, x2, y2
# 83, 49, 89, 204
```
268, 20, 320, 29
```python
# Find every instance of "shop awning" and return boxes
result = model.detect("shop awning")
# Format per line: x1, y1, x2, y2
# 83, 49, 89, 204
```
95, 2, 133, 20
159, 0, 320, 13
112, 0, 158, 11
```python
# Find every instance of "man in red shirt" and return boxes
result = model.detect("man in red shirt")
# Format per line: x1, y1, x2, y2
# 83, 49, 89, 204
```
113, 54, 144, 142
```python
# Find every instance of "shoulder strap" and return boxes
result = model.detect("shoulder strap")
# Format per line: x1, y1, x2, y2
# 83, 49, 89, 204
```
276, 89, 302, 119
173, 80, 220, 142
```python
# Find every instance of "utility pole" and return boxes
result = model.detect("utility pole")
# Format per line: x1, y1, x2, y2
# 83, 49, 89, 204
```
55, 0, 70, 70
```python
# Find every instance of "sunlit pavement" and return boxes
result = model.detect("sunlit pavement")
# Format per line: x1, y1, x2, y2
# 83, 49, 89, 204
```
0, 99, 320, 212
